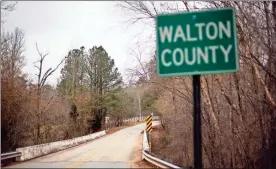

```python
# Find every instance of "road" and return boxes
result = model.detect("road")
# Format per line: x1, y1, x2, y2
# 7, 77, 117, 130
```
6, 122, 159, 168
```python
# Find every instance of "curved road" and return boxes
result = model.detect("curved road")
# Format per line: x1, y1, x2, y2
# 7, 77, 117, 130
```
6, 122, 159, 168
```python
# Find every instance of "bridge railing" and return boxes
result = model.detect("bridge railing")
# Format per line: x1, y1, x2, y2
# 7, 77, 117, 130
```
123, 116, 160, 122
1, 152, 22, 165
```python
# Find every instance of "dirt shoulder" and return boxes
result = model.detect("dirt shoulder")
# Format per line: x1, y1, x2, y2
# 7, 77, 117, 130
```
129, 132, 156, 168
130, 124, 173, 168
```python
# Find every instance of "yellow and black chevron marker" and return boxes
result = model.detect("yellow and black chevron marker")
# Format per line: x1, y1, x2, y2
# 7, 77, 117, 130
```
145, 115, 152, 132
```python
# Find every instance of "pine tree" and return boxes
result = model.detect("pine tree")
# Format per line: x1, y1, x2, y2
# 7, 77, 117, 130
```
57, 46, 86, 104
58, 46, 123, 131
85, 46, 122, 131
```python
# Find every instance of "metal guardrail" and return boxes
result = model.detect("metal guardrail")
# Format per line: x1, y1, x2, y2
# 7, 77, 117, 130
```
1, 152, 21, 161
142, 129, 181, 168
143, 150, 181, 168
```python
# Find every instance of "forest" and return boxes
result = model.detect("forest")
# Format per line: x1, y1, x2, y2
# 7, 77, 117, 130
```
1, 2, 153, 153
117, 1, 276, 168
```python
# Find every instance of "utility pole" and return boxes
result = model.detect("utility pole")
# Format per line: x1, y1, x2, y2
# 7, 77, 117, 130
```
136, 84, 142, 119
138, 93, 142, 118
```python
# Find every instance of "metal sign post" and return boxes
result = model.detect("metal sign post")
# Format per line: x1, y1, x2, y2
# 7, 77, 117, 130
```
193, 75, 202, 169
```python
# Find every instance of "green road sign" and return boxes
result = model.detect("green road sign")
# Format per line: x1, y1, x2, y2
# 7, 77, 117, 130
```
156, 8, 238, 76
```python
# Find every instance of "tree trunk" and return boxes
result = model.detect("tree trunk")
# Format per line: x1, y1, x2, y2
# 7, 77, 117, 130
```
36, 86, 41, 145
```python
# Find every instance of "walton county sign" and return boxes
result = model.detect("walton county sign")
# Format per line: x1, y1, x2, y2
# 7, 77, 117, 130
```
156, 8, 238, 76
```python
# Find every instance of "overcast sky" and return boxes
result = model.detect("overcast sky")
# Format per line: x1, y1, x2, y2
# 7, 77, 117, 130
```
3, 1, 154, 86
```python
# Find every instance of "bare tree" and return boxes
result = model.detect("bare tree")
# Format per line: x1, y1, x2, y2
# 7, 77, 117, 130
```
117, 1, 276, 168
1, 1, 17, 25
1, 28, 28, 152
33, 43, 65, 144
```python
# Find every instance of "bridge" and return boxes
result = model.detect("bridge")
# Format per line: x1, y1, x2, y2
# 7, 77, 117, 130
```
2, 119, 180, 168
